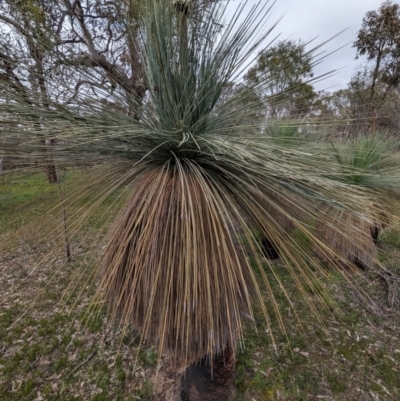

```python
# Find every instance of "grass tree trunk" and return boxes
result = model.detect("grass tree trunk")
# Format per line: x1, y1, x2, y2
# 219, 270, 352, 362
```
174, 6, 237, 397
180, 346, 235, 401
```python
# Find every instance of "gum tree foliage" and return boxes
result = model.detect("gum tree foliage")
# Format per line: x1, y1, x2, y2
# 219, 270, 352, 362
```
0, 0, 146, 112
312, 67, 400, 137
319, 66, 400, 136
353, 0, 400, 131
314, 68, 383, 136
244, 39, 317, 118
0, 0, 147, 179
0, 0, 220, 108
348, 66, 400, 132
312, 1, 400, 137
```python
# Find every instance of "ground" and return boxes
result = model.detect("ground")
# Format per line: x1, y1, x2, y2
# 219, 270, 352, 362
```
0, 171, 399, 400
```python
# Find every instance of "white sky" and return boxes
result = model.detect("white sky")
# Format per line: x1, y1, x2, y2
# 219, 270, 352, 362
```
227, 0, 388, 92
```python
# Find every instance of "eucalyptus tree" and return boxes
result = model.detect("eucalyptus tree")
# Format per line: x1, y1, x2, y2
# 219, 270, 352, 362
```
312, 68, 379, 136
244, 39, 317, 119
2, 1, 400, 401
0, 0, 147, 180
315, 66, 400, 137
346, 66, 400, 132
0, 0, 146, 106
354, 0, 400, 133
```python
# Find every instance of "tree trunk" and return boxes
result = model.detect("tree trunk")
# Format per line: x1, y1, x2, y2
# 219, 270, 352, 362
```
180, 346, 235, 401
45, 164, 58, 184
0, 156, 4, 184
43, 138, 58, 184
371, 106, 378, 136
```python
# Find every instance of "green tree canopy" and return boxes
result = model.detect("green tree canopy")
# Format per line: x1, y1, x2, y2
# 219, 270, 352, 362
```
353, 1, 400, 103
244, 39, 317, 118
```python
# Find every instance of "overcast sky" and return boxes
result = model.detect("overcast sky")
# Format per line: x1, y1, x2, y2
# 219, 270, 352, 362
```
227, 0, 387, 92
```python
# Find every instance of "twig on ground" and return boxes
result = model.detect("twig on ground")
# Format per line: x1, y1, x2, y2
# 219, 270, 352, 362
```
67, 350, 97, 378
373, 270, 400, 311
363, 364, 376, 401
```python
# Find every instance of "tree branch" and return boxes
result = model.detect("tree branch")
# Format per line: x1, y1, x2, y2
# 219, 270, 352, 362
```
0, 52, 32, 104
0, 14, 30, 38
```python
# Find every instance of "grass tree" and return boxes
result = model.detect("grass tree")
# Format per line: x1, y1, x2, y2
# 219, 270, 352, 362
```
2, 1, 400, 400
319, 133, 400, 269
